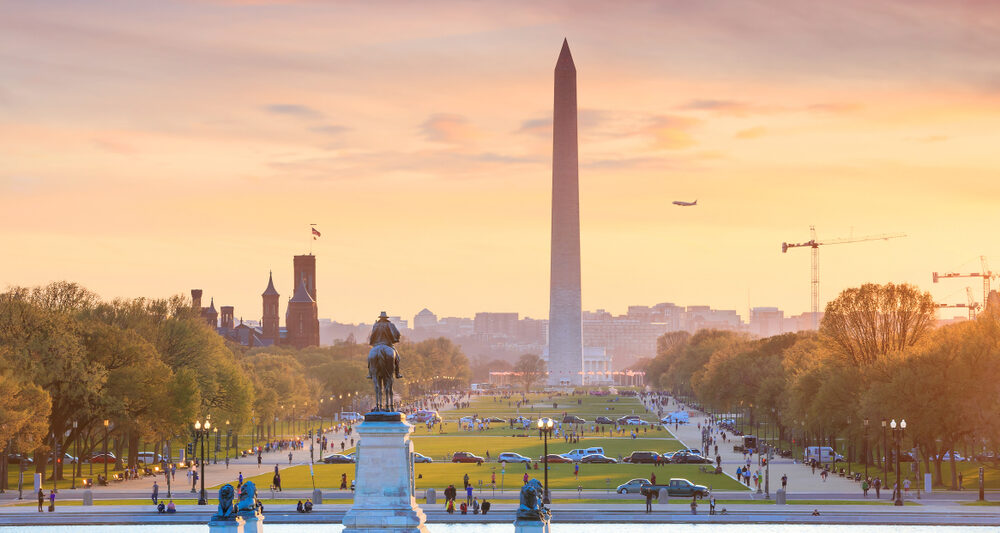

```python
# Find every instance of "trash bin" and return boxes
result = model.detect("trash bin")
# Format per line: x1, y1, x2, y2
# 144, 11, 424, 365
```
426, 488, 437, 504
776, 489, 786, 505
82, 490, 94, 506
658, 488, 669, 505
312, 488, 323, 504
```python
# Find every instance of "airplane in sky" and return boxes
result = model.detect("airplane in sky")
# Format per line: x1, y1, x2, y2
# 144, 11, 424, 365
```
672, 200, 697, 206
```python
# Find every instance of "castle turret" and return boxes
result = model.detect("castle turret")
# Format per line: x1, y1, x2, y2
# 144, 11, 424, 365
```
285, 279, 319, 349
220, 306, 235, 330
204, 297, 219, 328
191, 289, 203, 310
262, 271, 280, 345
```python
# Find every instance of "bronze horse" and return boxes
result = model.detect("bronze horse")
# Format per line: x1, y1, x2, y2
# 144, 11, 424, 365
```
369, 344, 395, 412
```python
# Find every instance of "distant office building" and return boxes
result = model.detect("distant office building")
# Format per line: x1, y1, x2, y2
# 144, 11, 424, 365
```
474, 312, 519, 338
750, 307, 784, 338
413, 308, 438, 330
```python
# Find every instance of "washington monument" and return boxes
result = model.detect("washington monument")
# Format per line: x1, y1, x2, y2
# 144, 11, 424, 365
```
547, 39, 584, 386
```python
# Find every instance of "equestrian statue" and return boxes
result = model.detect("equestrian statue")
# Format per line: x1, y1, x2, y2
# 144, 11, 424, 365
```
368, 311, 403, 412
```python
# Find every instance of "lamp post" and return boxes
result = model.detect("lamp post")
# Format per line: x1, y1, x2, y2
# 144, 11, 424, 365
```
891, 419, 906, 506
537, 417, 554, 504
881, 419, 888, 474
212, 426, 219, 464
846, 416, 852, 477
71, 421, 78, 490
194, 418, 211, 505
225, 420, 230, 468
863, 418, 870, 480
102, 420, 109, 482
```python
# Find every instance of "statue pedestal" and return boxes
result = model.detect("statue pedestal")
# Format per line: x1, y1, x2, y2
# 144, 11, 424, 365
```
342, 413, 428, 533
208, 517, 246, 533
241, 513, 264, 533
514, 518, 551, 533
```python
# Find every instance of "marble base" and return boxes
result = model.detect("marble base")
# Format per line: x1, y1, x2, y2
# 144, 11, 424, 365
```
342, 416, 427, 533
208, 517, 246, 533
514, 518, 551, 533
241, 513, 264, 533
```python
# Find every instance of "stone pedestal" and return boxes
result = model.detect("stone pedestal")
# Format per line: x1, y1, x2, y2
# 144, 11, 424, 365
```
514, 518, 550, 533
240, 513, 264, 533
82, 490, 93, 506
342, 413, 428, 533
658, 488, 669, 505
209, 517, 246, 533
313, 488, 323, 504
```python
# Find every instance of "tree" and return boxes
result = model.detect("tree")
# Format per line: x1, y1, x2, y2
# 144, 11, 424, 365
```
820, 282, 935, 367
513, 354, 546, 392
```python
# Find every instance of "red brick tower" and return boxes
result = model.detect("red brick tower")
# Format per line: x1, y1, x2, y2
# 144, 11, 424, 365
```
220, 306, 235, 330
261, 271, 280, 345
293, 255, 317, 301
191, 289, 203, 310
204, 298, 219, 328
285, 279, 319, 348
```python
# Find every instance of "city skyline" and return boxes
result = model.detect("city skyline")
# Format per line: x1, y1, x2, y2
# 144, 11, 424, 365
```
3, 1, 999, 324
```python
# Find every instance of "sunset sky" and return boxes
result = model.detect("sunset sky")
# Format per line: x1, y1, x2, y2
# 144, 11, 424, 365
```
2, 0, 999, 324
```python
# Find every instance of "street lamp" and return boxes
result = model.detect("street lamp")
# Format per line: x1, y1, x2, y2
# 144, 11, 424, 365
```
537, 417, 554, 504
863, 418, 870, 480
212, 426, 219, 464
71, 421, 78, 490
225, 420, 231, 468
194, 418, 211, 505
881, 419, 888, 475
891, 419, 906, 506
102, 420, 109, 482
846, 416, 852, 477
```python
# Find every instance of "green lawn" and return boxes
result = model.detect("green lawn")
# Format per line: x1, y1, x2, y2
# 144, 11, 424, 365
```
218, 463, 745, 492
409, 435, 681, 461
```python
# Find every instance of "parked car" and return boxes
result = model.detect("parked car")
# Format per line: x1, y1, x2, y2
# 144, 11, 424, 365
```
539, 454, 574, 464
562, 415, 586, 424
452, 452, 484, 464
641, 478, 709, 499
413, 452, 433, 463
459, 416, 480, 425
623, 451, 660, 464
626, 419, 650, 426
563, 447, 606, 462
7, 454, 33, 465
485, 417, 505, 424
498, 452, 532, 464
933, 452, 964, 462
339, 412, 363, 422
595, 416, 613, 425
677, 448, 702, 456
670, 451, 711, 464
580, 454, 617, 464
617, 478, 650, 494
411, 410, 440, 423
89, 452, 117, 464
616, 415, 640, 425
322, 454, 355, 464
804, 446, 844, 464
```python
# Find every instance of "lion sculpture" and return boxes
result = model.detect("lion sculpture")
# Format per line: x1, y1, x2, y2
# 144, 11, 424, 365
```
213, 484, 237, 520
238, 480, 260, 515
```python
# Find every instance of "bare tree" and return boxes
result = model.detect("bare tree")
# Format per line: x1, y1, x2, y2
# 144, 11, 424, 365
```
820, 282, 935, 366
513, 354, 547, 393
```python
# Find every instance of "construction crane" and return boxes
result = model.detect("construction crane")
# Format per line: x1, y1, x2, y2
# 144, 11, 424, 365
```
782, 226, 907, 329
932, 256, 997, 308
934, 287, 981, 320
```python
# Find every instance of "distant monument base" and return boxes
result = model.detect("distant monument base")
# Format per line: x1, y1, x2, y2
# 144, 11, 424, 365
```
208, 517, 246, 533
342, 412, 428, 533
241, 513, 264, 533
514, 518, 551, 533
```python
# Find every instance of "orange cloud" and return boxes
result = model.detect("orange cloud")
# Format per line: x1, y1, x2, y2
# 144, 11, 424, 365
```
735, 126, 767, 139
420, 113, 476, 144
642, 115, 699, 150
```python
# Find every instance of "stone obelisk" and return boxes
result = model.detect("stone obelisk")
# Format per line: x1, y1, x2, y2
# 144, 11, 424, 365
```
548, 39, 584, 386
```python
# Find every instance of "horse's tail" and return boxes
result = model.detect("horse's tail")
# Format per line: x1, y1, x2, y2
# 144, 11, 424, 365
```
373, 345, 394, 381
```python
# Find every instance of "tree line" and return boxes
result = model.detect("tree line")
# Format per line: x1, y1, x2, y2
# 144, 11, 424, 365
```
0, 282, 470, 486
641, 282, 1000, 489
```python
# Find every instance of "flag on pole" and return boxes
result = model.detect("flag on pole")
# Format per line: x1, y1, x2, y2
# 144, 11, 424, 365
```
312, 227, 321, 240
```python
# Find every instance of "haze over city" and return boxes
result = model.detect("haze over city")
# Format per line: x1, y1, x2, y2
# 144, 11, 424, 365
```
3, 1, 999, 324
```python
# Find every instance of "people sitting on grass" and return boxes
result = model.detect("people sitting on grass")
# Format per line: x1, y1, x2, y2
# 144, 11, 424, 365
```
167, 500, 176, 513
297, 500, 304, 513
157, 501, 166, 513
304, 499, 313, 512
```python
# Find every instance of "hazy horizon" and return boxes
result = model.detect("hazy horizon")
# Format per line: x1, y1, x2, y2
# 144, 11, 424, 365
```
2, 0, 998, 323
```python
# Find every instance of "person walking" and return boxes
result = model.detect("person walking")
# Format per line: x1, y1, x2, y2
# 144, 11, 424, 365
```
464, 473, 470, 489
257, 454, 262, 468
48, 490, 56, 512
574, 463, 579, 479
781, 474, 787, 491
874, 477, 882, 499
288, 451, 293, 465
645, 489, 653, 513
238, 472, 244, 489
340, 473, 348, 490
466, 483, 473, 506
152, 481, 160, 505
273, 471, 282, 492
37, 489, 44, 513
862, 478, 870, 498
709, 494, 716, 515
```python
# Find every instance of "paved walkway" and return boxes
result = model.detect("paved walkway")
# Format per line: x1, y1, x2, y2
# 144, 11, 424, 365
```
644, 396, 867, 496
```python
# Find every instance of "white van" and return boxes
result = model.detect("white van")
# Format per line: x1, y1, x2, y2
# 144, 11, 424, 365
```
340, 412, 363, 422
804, 446, 843, 464
563, 447, 606, 462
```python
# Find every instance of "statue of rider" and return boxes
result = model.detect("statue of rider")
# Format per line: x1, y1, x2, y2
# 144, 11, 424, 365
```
368, 311, 403, 379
